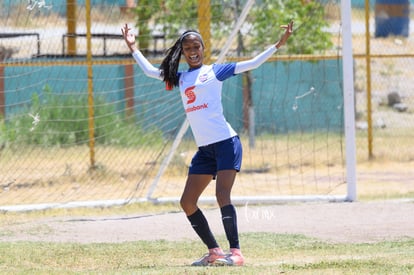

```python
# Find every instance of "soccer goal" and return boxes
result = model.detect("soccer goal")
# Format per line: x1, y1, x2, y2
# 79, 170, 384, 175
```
0, 0, 355, 212
146, 0, 357, 205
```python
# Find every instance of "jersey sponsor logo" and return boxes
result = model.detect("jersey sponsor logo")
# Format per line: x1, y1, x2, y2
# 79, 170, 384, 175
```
185, 103, 208, 113
183, 85, 208, 113
184, 85, 196, 104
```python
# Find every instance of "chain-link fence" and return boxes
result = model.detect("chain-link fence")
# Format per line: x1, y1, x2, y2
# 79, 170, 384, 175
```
0, 1, 413, 210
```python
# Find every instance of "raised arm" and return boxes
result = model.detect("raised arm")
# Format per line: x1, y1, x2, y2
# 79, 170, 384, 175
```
235, 20, 293, 74
275, 20, 294, 49
121, 24, 163, 80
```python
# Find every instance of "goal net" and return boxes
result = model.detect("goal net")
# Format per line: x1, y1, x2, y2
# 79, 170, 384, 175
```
0, 0, 355, 211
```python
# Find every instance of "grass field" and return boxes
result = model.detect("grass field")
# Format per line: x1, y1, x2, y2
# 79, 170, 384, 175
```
1, 200, 414, 274
0, 233, 413, 274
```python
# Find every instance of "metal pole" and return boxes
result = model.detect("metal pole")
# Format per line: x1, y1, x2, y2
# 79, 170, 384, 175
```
66, 0, 77, 55
86, 0, 96, 168
341, 0, 357, 201
198, 0, 211, 63
365, 0, 374, 159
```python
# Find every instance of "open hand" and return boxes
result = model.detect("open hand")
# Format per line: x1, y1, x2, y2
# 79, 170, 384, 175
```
275, 20, 294, 49
121, 23, 137, 52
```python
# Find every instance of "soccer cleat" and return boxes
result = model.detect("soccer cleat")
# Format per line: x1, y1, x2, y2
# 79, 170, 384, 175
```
191, 247, 228, 266
216, 248, 245, 266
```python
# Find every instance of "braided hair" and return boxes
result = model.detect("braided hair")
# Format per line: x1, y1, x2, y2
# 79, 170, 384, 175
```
160, 30, 204, 88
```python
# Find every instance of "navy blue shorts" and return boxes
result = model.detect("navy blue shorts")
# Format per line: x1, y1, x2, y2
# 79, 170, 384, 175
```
189, 136, 243, 178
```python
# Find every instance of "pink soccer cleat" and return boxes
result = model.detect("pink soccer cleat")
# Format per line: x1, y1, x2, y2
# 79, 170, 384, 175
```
216, 248, 245, 266
191, 247, 228, 266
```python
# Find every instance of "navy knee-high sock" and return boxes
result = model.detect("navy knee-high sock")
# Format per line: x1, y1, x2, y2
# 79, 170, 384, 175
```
187, 208, 219, 249
221, 204, 240, 249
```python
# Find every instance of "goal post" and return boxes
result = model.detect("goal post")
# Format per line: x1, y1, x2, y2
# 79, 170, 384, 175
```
147, 0, 357, 205
341, 0, 357, 202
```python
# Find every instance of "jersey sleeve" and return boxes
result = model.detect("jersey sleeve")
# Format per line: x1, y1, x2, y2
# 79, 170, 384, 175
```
132, 50, 163, 80
234, 46, 277, 74
212, 63, 236, 81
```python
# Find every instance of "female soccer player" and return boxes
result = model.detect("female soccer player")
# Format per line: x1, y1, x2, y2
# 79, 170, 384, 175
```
122, 21, 293, 266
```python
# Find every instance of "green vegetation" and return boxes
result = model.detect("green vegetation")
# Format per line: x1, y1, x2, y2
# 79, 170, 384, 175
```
249, 0, 333, 54
0, 233, 412, 274
133, 0, 332, 55
0, 86, 164, 147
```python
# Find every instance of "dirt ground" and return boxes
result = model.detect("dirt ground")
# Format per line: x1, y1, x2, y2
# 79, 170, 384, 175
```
1, 200, 414, 244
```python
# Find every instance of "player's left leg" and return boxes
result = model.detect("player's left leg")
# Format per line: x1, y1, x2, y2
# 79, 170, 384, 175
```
215, 170, 245, 266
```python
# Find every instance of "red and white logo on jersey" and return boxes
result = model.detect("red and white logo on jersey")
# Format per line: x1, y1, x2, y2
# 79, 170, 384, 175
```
185, 85, 196, 104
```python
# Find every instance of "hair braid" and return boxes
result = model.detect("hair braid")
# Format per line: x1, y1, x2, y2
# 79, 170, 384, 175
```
160, 39, 182, 87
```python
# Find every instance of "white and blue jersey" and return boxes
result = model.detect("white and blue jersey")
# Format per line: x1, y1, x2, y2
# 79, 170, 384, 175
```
178, 64, 237, 146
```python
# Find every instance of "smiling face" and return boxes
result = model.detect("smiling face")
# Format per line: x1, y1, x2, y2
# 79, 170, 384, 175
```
181, 35, 204, 69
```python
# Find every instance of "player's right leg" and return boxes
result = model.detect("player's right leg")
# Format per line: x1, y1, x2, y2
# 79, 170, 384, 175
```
181, 174, 227, 266
180, 174, 212, 215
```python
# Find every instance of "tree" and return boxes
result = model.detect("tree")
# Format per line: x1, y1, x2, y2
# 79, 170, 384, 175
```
134, 0, 162, 55
133, 0, 332, 56
249, 0, 332, 55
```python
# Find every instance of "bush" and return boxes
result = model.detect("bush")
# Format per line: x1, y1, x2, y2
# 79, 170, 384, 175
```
0, 86, 164, 147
